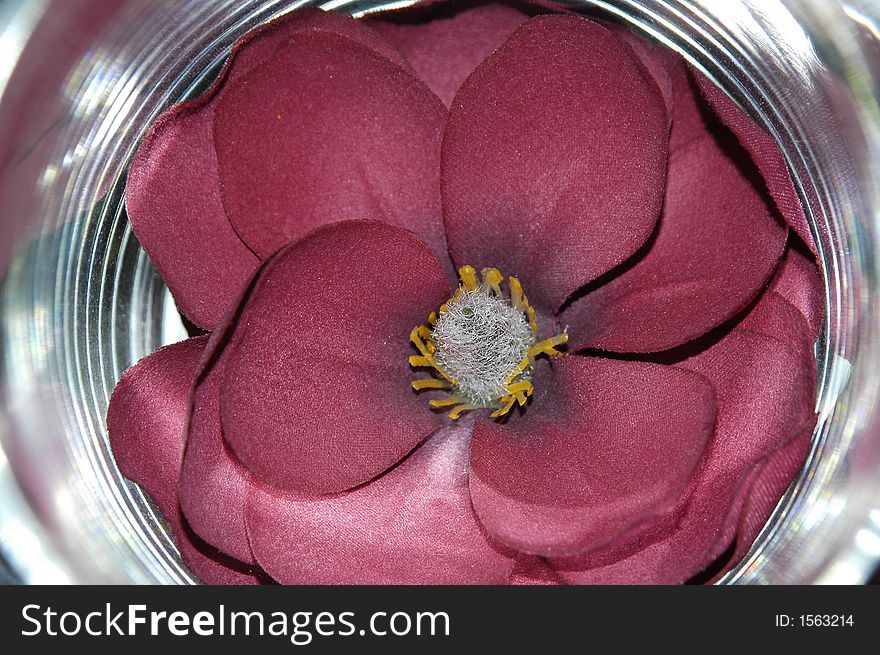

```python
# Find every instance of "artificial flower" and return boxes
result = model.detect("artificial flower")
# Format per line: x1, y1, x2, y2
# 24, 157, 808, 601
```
108, 2, 824, 584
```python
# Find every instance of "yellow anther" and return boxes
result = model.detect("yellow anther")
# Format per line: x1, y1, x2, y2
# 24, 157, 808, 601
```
528, 332, 569, 358
410, 326, 435, 357
481, 267, 503, 296
411, 379, 450, 391
409, 354, 456, 384
515, 390, 528, 406
458, 265, 478, 291
429, 397, 462, 408
490, 395, 518, 418
428, 311, 437, 326
509, 276, 524, 308
506, 380, 534, 397
449, 403, 477, 420
505, 356, 531, 384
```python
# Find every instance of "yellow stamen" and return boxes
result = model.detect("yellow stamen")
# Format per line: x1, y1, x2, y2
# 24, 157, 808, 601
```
429, 397, 462, 408
409, 264, 567, 421
490, 395, 519, 418
411, 379, 450, 391
458, 265, 478, 291
481, 267, 503, 296
449, 404, 478, 419
528, 332, 569, 358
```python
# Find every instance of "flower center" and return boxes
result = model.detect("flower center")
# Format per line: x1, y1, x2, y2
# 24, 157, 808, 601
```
409, 265, 568, 419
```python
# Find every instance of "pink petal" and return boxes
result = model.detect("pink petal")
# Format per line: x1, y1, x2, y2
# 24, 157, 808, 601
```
659, 49, 709, 152
741, 291, 812, 352
507, 557, 562, 585
219, 221, 450, 494
245, 422, 516, 584
695, 71, 814, 253
179, 349, 256, 565
553, 309, 815, 583
613, 30, 673, 120
213, 30, 449, 267
107, 337, 262, 584
765, 241, 825, 341
442, 14, 667, 311
371, 3, 529, 106
729, 426, 812, 565
126, 101, 259, 329
125, 8, 411, 329
563, 133, 786, 353
468, 355, 715, 558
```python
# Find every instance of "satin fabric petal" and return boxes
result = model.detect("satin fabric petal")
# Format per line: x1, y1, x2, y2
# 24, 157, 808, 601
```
728, 426, 812, 567
468, 355, 715, 557
563, 133, 786, 353
107, 337, 262, 584
442, 14, 667, 311
507, 557, 563, 585
220, 220, 450, 494
125, 9, 409, 329
245, 422, 517, 584
213, 30, 449, 269
765, 240, 825, 341
371, 3, 529, 106
180, 350, 257, 565
553, 307, 815, 583
694, 71, 814, 253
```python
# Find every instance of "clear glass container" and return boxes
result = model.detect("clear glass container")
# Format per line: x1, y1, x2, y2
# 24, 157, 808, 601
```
0, 0, 878, 584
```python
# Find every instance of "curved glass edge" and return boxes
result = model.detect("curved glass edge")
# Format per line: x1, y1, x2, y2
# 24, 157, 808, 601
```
0, 0, 877, 584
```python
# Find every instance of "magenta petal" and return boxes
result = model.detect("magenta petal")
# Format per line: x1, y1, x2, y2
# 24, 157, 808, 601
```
564, 134, 786, 353
443, 15, 667, 310
695, 72, 814, 253
729, 426, 812, 565
179, 351, 256, 565
659, 51, 709, 152
213, 30, 448, 265
468, 356, 715, 558
245, 423, 516, 584
507, 557, 562, 586
553, 317, 815, 583
125, 8, 410, 329
371, 3, 529, 106
220, 221, 449, 494
765, 242, 825, 341
126, 104, 259, 329
107, 337, 261, 584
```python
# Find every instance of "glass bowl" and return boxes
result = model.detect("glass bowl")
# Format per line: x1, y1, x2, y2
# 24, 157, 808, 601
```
1, 0, 878, 584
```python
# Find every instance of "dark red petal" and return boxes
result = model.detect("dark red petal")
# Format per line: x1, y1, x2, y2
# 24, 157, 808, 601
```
765, 241, 825, 341
564, 134, 786, 353
468, 355, 715, 557
729, 426, 812, 565
213, 30, 449, 266
107, 337, 261, 584
371, 3, 529, 106
741, 291, 812, 353
659, 50, 709, 153
179, 351, 256, 565
126, 105, 259, 329
553, 314, 815, 583
245, 423, 516, 584
507, 557, 562, 585
614, 30, 673, 120
442, 15, 667, 311
695, 71, 814, 253
125, 8, 412, 329
220, 221, 450, 494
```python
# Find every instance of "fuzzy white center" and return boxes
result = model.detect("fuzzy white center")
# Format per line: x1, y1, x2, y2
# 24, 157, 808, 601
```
431, 286, 535, 406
